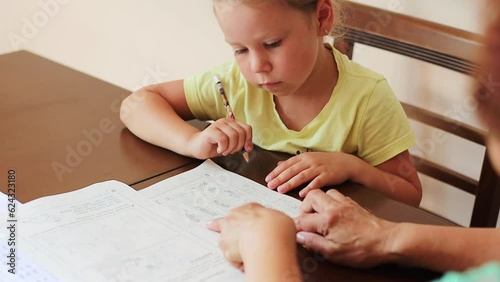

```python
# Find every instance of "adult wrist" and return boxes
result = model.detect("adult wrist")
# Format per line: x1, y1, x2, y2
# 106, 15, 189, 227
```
384, 222, 413, 265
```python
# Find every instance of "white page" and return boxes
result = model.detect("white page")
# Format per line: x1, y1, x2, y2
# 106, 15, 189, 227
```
16, 180, 243, 282
140, 159, 301, 230
1, 191, 61, 282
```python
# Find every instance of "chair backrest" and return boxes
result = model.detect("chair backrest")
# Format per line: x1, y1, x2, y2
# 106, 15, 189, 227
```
335, 2, 500, 227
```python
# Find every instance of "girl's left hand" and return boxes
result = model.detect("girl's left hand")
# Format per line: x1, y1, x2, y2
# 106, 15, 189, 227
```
265, 152, 357, 197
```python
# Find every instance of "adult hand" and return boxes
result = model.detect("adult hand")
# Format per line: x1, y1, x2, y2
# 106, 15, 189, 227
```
207, 203, 296, 271
187, 118, 253, 159
295, 189, 399, 268
265, 152, 356, 197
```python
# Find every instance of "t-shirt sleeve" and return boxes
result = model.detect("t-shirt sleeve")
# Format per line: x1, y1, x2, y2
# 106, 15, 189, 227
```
183, 61, 237, 121
357, 79, 415, 166
432, 263, 500, 282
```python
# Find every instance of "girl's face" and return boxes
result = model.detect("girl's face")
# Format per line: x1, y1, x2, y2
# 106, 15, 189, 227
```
214, 1, 322, 96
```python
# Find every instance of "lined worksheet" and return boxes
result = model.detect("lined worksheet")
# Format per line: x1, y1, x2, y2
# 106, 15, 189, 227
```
140, 159, 301, 229
17, 181, 242, 282
0, 193, 56, 282
13, 160, 301, 281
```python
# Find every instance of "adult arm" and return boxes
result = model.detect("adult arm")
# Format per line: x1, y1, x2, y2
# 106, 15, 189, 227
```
390, 223, 500, 272
295, 190, 500, 272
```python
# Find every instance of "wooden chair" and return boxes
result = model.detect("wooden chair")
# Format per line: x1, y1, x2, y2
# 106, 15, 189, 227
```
334, 2, 500, 227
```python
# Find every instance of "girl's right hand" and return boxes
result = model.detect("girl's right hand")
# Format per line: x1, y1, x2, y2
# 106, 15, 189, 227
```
186, 118, 253, 159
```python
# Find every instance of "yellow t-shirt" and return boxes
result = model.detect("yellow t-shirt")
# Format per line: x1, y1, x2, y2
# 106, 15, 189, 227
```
184, 47, 414, 166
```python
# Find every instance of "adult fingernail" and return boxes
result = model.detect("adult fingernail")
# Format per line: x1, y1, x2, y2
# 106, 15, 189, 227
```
296, 232, 305, 244
265, 175, 270, 182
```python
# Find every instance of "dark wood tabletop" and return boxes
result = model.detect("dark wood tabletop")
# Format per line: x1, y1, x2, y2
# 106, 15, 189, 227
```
1, 50, 452, 281
0, 50, 199, 203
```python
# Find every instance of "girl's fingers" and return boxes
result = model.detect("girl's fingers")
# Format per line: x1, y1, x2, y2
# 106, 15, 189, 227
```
214, 119, 251, 155
236, 121, 253, 152
265, 157, 300, 185
276, 168, 318, 194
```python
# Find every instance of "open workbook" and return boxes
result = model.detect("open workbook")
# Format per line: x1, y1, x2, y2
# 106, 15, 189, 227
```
2, 160, 301, 282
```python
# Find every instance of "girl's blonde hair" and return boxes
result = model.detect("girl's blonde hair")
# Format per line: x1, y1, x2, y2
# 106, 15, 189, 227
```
286, 0, 347, 38
214, 0, 347, 38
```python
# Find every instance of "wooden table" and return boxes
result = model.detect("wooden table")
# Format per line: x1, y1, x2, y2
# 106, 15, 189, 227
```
0, 50, 201, 203
1, 50, 453, 281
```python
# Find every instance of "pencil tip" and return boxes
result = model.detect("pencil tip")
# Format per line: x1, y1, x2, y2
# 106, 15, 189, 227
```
243, 151, 250, 163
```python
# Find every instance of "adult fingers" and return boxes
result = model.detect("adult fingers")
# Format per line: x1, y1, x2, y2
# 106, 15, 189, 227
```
298, 175, 328, 197
294, 212, 326, 233
296, 231, 335, 257
300, 189, 337, 214
325, 189, 348, 202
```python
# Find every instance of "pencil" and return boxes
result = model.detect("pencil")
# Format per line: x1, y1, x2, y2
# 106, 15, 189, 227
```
213, 75, 250, 163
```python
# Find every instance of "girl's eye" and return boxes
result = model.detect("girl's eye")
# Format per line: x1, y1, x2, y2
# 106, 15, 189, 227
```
234, 48, 248, 55
265, 40, 282, 49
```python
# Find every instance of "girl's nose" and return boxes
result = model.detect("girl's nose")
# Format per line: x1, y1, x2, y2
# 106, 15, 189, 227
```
250, 53, 272, 73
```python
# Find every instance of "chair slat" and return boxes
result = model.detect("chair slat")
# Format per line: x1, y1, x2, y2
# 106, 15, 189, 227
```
345, 3, 483, 63
412, 155, 477, 195
344, 30, 478, 74
401, 103, 486, 145
340, 2, 500, 227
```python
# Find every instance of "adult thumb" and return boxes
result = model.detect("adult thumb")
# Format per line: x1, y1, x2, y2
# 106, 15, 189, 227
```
296, 231, 333, 256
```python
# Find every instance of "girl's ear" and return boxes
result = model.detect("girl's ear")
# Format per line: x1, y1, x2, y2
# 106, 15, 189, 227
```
315, 0, 334, 36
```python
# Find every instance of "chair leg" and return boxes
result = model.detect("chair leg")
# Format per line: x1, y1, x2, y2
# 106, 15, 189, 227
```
470, 151, 500, 227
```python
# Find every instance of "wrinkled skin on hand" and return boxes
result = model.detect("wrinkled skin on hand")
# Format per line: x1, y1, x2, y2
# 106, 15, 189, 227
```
295, 189, 398, 268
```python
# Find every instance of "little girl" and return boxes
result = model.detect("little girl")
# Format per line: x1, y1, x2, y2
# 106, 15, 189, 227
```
120, 0, 422, 206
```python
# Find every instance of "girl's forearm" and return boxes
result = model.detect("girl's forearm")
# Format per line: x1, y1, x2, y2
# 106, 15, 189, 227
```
349, 158, 421, 207
120, 89, 200, 156
388, 223, 500, 272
